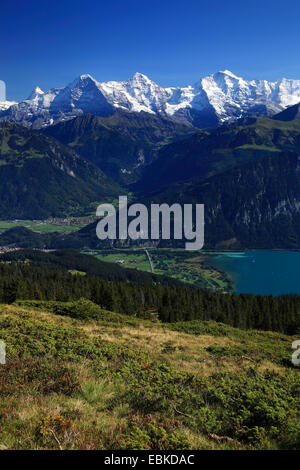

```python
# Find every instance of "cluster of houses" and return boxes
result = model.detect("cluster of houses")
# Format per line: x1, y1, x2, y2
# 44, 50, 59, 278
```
47, 217, 94, 226
0, 246, 21, 255
0, 247, 54, 255
8, 217, 95, 227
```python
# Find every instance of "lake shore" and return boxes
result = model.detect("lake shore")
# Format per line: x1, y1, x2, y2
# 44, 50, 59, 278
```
207, 250, 300, 296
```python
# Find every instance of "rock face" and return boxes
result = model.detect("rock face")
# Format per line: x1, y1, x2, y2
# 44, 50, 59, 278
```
2, 70, 300, 129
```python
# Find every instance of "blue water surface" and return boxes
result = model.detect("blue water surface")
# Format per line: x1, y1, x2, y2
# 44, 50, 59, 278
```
210, 250, 300, 296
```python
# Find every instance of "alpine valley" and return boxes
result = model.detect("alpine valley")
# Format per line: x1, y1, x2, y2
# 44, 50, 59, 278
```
0, 70, 300, 250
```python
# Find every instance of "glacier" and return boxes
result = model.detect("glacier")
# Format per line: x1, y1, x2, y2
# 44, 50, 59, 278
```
1, 70, 300, 128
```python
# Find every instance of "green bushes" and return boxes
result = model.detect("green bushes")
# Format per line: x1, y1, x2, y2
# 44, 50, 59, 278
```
15, 298, 101, 320
121, 415, 192, 450
0, 305, 299, 450
0, 358, 79, 397
123, 364, 300, 449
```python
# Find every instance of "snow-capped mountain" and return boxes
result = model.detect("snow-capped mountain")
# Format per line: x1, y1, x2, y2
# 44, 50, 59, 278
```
2, 70, 300, 128
0, 100, 17, 112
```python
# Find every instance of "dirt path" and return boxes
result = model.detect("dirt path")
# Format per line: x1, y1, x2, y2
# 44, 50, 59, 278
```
144, 248, 154, 273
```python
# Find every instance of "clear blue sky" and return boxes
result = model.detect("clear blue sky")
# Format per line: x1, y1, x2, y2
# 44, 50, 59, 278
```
2, 0, 300, 101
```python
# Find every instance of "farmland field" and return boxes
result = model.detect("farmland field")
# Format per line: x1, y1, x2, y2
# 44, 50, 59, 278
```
84, 249, 232, 292
0, 220, 86, 234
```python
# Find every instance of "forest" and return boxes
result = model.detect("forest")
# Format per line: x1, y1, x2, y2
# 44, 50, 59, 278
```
0, 262, 298, 335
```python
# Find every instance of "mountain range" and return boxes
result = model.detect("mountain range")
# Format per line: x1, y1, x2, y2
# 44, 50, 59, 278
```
0, 70, 300, 249
1, 70, 300, 129
1, 103, 299, 249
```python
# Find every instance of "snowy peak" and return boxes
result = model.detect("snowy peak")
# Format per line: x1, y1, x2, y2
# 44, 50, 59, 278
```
219, 70, 241, 79
70, 74, 99, 88
197, 70, 260, 121
129, 72, 152, 83
195, 70, 243, 88
2, 70, 300, 128
218, 70, 239, 79
78, 73, 95, 81
27, 86, 44, 100
99, 72, 170, 114
0, 100, 17, 112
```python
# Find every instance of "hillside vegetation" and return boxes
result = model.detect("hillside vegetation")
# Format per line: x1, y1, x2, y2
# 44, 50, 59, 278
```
137, 111, 300, 194
0, 301, 299, 450
0, 260, 299, 334
1, 106, 300, 249
43, 111, 198, 184
0, 249, 183, 285
0, 123, 121, 219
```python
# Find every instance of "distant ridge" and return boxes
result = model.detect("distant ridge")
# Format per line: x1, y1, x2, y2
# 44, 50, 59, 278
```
273, 102, 300, 121
2, 70, 300, 129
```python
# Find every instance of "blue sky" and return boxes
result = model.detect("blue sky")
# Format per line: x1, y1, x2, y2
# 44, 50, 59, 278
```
2, 0, 300, 101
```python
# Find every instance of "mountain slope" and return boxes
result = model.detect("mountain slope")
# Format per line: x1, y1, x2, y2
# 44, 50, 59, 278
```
2, 70, 300, 129
0, 248, 184, 285
0, 75, 115, 128
1, 302, 299, 449
54, 149, 300, 250
273, 102, 300, 122
15, 149, 297, 250
0, 123, 121, 219
131, 107, 300, 248
136, 108, 300, 194
1, 105, 300, 248
60, 106, 300, 250
145, 150, 300, 249
43, 111, 198, 183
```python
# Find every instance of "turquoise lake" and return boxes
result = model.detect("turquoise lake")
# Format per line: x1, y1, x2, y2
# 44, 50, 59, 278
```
209, 250, 300, 296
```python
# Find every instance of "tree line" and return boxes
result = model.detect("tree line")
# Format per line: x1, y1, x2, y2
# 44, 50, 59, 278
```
0, 263, 299, 334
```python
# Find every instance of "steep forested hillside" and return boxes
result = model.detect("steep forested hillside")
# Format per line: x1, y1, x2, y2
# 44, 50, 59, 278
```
0, 123, 121, 219
28, 148, 298, 250
144, 150, 300, 249
136, 109, 300, 194
127, 108, 300, 249
43, 111, 198, 184
0, 249, 183, 285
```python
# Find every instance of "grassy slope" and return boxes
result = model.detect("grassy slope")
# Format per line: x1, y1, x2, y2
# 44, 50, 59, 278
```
92, 251, 152, 273
0, 302, 299, 450
0, 220, 85, 234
